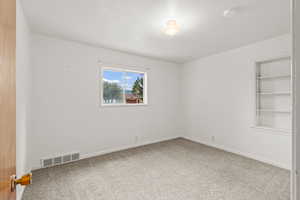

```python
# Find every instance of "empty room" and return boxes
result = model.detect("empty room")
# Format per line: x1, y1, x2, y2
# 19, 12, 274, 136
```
1, 0, 300, 200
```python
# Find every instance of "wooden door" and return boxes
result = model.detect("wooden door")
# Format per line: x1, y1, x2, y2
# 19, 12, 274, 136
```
0, 0, 16, 199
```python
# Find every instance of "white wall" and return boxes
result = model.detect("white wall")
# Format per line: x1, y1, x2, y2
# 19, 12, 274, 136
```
28, 34, 182, 169
27, 32, 292, 171
182, 34, 292, 169
16, 0, 32, 199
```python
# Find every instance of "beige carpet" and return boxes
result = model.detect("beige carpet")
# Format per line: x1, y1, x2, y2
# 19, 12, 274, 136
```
23, 138, 290, 200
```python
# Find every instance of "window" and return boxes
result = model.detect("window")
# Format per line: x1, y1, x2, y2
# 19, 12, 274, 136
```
255, 57, 291, 132
101, 68, 147, 106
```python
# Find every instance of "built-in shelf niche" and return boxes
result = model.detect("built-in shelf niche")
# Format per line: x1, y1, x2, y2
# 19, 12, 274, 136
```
255, 57, 291, 132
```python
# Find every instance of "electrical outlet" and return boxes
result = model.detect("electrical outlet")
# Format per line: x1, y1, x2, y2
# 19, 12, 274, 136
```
134, 136, 139, 144
211, 136, 215, 142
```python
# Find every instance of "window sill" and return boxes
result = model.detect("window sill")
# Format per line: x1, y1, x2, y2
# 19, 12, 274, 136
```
100, 103, 148, 107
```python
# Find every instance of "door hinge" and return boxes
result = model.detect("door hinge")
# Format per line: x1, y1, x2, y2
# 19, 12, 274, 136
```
10, 173, 32, 192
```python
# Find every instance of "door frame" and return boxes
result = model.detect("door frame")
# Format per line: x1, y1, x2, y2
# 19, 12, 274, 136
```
292, 0, 299, 199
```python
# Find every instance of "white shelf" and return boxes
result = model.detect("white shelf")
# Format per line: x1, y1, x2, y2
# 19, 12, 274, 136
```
257, 92, 291, 95
257, 75, 291, 80
251, 126, 291, 134
256, 109, 291, 113
255, 57, 291, 131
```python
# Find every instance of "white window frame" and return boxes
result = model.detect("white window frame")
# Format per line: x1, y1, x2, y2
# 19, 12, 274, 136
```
100, 67, 148, 107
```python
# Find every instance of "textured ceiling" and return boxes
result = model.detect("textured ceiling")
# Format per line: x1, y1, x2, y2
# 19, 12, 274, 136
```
22, 0, 290, 63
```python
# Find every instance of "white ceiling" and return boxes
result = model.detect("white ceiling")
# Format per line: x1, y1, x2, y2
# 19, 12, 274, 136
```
22, 0, 290, 63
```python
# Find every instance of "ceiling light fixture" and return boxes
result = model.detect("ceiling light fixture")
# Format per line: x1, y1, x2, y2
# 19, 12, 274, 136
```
163, 20, 180, 36
223, 8, 236, 17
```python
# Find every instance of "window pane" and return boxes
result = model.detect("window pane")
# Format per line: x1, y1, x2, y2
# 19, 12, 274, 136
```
125, 72, 144, 104
102, 70, 125, 104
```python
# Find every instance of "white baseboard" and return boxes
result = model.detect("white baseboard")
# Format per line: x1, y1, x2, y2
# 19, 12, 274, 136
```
183, 135, 291, 170
30, 134, 290, 172
31, 135, 181, 171
80, 135, 181, 160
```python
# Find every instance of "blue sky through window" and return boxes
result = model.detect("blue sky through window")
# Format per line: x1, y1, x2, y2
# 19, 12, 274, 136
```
103, 70, 124, 84
125, 72, 144, 91
103, 69, 144, 91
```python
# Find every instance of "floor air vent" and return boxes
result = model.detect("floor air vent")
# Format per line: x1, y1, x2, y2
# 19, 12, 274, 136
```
71, 153, 80, 161
42, 158, 53, 168
41, 152, 80, 168
63, 155, 71, 163
54, 156, 62, 165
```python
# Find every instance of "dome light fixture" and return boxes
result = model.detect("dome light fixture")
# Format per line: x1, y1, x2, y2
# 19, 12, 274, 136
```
163, 19, 180, 36
223, 7, 237, 17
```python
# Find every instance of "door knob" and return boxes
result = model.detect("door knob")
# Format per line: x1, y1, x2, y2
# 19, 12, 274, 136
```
10, 173, 32, 192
